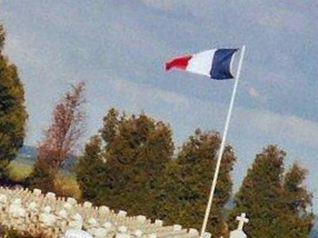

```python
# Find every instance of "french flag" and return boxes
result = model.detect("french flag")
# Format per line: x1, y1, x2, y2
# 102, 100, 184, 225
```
165, 48, 238, 80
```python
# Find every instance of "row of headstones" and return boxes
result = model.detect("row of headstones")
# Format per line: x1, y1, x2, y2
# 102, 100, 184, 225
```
65, 213, 249, 238
0, 187, 199, 237
0, 187, 249, 238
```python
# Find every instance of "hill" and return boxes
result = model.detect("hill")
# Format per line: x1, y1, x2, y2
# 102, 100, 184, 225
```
17, 145, 77, 171
311, 219, 318, 238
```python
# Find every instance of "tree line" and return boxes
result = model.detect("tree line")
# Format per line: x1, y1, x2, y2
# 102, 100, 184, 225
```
75, 108, 314, 238
0, 24, 315, 237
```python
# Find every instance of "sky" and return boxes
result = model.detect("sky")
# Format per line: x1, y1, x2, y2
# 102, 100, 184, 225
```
1, 1, 318, 212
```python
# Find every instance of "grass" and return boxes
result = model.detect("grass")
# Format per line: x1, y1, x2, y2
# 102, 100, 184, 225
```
7, 160, 81, 200
7, 160, 33, 182
54, 172, 81, 200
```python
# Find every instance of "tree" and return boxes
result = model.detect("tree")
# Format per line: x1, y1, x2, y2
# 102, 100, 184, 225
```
281, 164, 315, 237
77, 109, 174, 217
0, 25, 27, 179
228, 145, 285, 237
156, 129, 236, 237
29, 82, 85, 192
228, 145, 315, 238
76, 135, 107, 204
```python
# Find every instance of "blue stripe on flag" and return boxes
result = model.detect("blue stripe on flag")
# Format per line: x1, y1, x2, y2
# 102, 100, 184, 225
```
210, 49, 238, 80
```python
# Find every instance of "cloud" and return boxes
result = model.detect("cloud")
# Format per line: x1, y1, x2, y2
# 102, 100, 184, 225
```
248, 87, 260, 98
106, 76, 318, 150
257, 8, 310, 33
238, 108, 318, 149
139, 0, 177, 11
110, 77, 189, 108
3, 37, 43, 69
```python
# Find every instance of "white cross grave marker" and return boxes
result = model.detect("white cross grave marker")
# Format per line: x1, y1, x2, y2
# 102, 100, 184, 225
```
229, 213, 249, 238
236, 213, 249, 230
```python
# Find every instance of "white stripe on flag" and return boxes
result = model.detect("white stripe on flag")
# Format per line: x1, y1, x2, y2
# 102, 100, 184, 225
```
186, 49, 217, 77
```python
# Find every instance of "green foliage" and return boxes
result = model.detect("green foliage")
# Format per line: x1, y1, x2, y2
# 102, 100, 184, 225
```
27, 158, 55, 193
76, 136, 107, 203
77, 108, 174, 217
228, 145, 315, 238
77, 111, 236, 237
281, 164, 315, 237
0, 25, 27, 178
7, 161, 33, 182
156, 129, 236, 237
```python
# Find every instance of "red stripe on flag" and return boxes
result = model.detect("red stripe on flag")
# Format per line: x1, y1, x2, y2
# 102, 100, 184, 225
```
165, 55, 192, 71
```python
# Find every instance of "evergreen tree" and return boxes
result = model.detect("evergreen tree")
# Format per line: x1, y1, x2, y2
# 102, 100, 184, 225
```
156, 129, 236, 237
228, 145, 314, 238
228, 145, 285, 237
0, 25, 27, 178
77, 109, 174, 217
281, 164, 314, 237
76, 135, 107, 204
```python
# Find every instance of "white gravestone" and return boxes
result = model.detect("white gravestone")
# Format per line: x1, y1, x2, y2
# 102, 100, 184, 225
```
86, 218, 100, 236
134, 229, 143, 237
39, 206, 56, 227
173, 224, 182, 231
67, 197, 77, 205
136, 215, 146, 223
118, 210, 127, 217
58, 209, 68, 219
154, 219, 163, 226
0, 194, 7, 204
83, 201, 92, 208
91, 227, 108, 238
64, 202, 73, 210
33, 188, 41, 196
103, 222, 114, 234
46, 192, 56, 200
116, 226, 131, 238
202, 232, 211, 238
28, 202, 37, 211
64, 229, 93, 238
230, 213, 249, 238
188, 228, 199, 236
9, 199, 26, 218
99, 206, 110, 214
69, 213, 83, 229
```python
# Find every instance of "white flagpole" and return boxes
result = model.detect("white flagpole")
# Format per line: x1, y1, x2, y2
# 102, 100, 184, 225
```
200, 45, 246, 237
